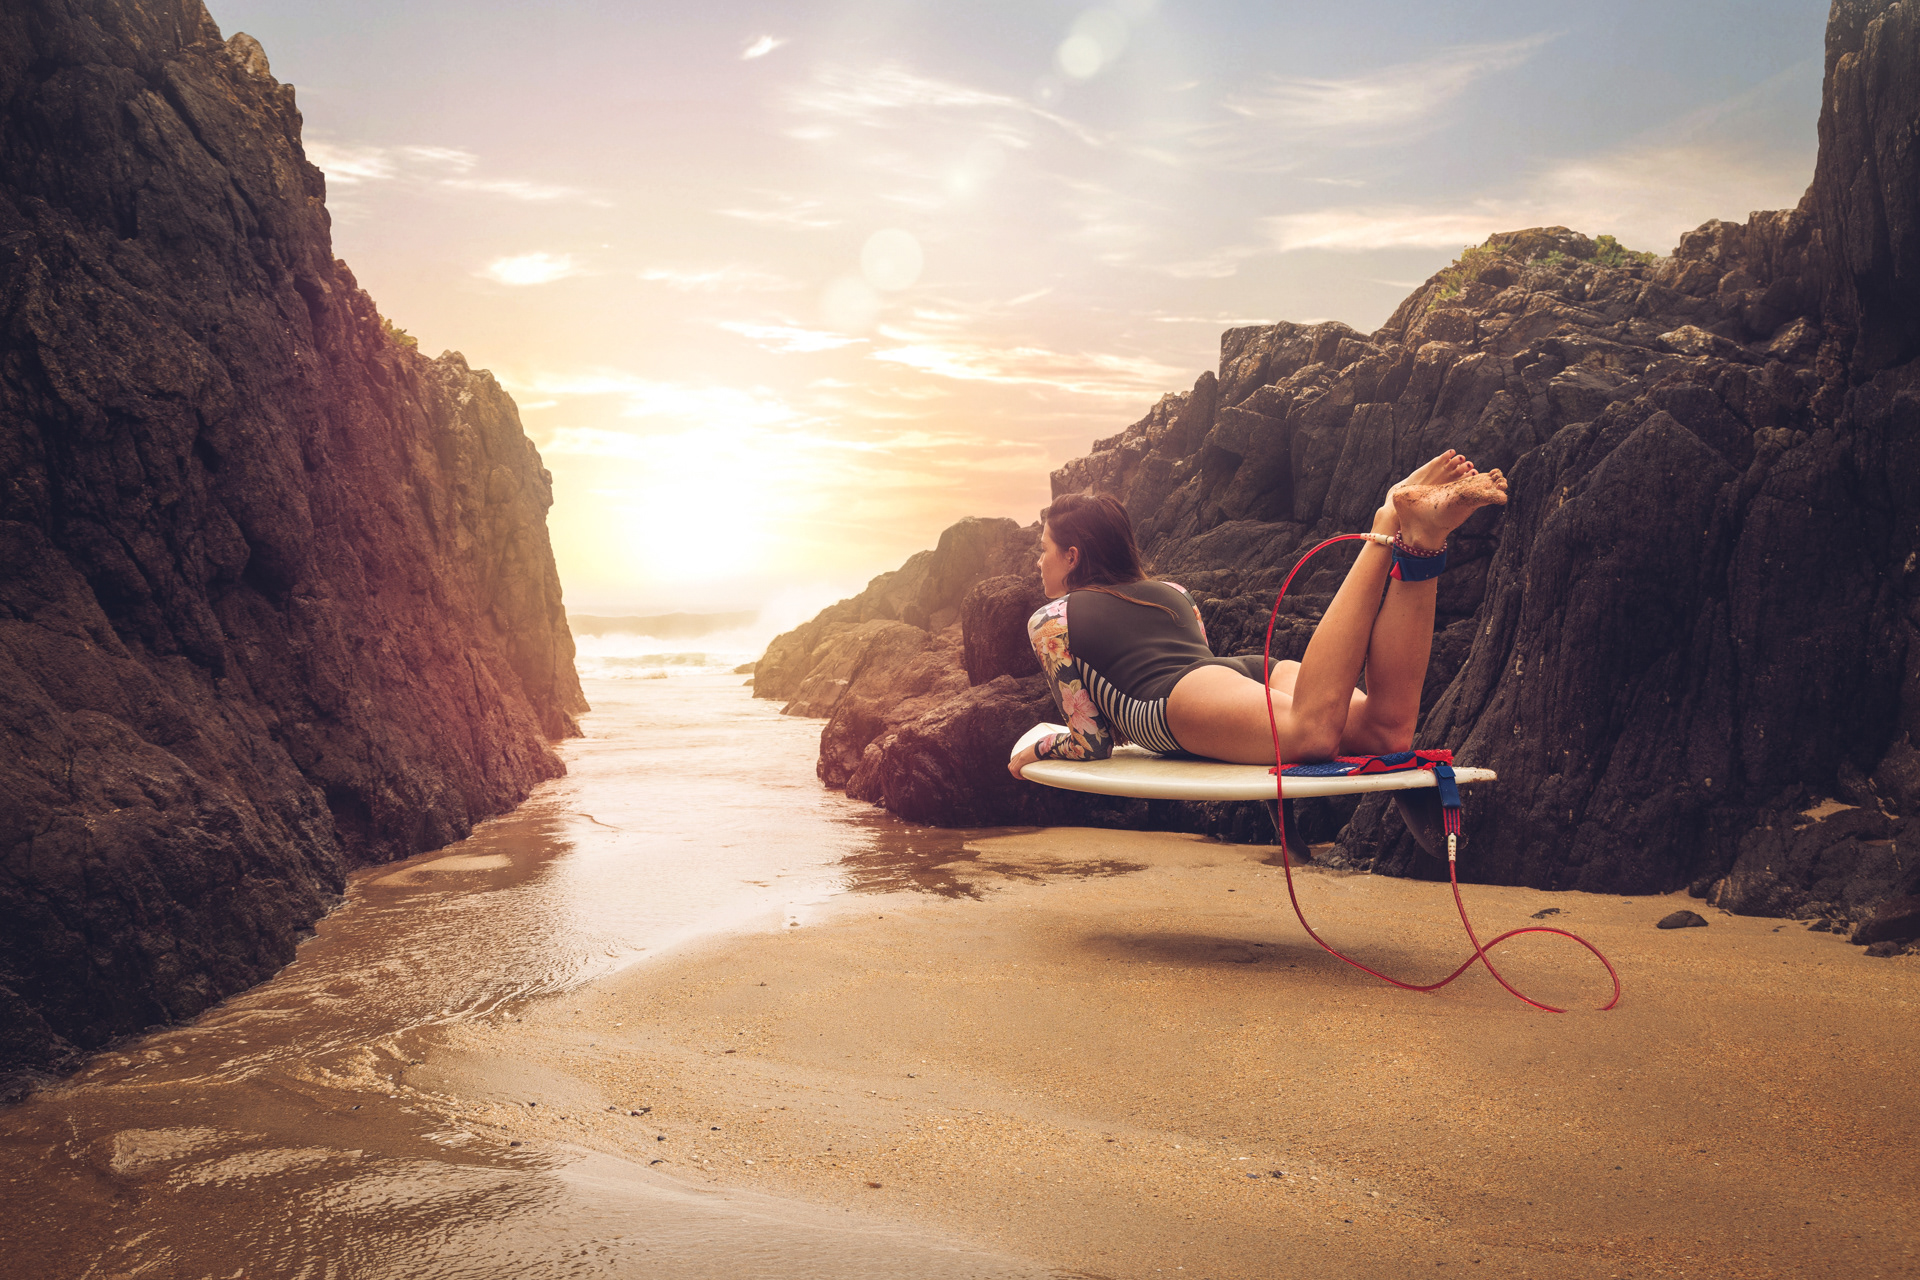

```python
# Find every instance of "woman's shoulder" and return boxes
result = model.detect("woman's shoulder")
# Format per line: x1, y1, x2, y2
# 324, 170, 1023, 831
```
1059, 580, 1192, 608
1027, 596, 1069, 633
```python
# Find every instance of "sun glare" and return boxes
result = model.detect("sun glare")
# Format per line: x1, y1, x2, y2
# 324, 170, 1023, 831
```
543, 422, 875, 595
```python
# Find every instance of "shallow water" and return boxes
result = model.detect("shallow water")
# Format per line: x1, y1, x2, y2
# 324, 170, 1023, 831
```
0, 675, 1052, 1279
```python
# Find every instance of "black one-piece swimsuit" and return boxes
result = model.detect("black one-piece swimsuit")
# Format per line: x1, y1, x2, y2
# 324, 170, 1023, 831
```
1025, 580, 1273, 760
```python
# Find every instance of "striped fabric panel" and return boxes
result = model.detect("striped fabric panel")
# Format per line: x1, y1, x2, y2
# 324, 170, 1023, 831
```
1073, 659, 1184, 754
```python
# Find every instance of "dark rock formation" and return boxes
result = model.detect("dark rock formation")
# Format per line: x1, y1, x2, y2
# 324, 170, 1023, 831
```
847, 673, 1165, 831
0, 1, 585, 1093
761, 0, 1920, 927
1808, 0, 1920, 374
1852, 893, 1920, 945
960, 575, 1047, 686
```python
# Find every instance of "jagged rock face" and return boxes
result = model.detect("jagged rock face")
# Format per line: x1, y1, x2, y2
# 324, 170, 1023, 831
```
1809, 0, 1920, 374
0, 1, 586, 1089
763, 0, 1920, 930
1062, 213, 1913, 911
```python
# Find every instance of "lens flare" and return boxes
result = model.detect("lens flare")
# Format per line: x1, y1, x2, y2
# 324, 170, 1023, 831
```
1056, 10, 1129, 80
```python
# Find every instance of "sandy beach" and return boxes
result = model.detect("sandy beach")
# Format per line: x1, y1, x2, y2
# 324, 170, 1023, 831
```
411, 827, 1920, 1280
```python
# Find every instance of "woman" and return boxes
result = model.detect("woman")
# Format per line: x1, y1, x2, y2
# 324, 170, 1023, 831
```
1007, 451, 1507, 778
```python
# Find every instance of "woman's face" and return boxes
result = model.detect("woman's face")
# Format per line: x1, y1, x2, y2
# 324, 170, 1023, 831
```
1038, 523, 1078, 597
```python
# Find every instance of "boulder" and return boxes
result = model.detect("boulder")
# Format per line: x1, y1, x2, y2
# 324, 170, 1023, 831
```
817, 628, 969, 789
1852, 895, 1920, 946
849, 675, 1146, 829
910, 518, 1039, 629
961, 575, 1048, 686
1656, 911, 1709, 930
782, 620, 929, 719
1707, 806, 1903, 919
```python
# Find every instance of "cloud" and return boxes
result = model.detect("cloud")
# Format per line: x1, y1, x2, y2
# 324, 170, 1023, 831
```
479, 252, 579, 285
1266, 207, 1503, 253
640, 265, 800, 292
743, 35, 784, 60
303, 141, 394, 184
1151, 245, 1262, 279
511, 373, 803, 431
1223, 36, 1552, 141
717, 322, 869, 353
1149, 314, 1277, 326
442, 177, 579, 202
1171, 36, 1551, 172
303, 139, 584, 203
1265, 139, 1813, 255
719, 193, 841, 229
791, 63, 1103, 149
537, 426, 656, 459
870, 340, 1183, 399
399, 145, 477, 170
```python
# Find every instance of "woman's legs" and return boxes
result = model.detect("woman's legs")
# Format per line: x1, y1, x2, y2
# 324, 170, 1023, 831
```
1337, 575, 1436, 754
1166, 452, 1505, 763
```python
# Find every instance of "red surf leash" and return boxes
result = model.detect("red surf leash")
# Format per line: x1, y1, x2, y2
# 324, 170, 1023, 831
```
1261, 533, 1621, 1013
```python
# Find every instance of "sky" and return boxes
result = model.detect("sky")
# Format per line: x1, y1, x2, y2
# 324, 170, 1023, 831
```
203, 0, 1827, 618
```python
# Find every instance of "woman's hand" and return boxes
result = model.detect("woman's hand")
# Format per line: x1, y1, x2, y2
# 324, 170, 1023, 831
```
1007, 741, 1043, 779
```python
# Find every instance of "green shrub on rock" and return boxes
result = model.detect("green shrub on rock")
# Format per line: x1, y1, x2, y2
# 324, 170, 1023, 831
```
1591, 234, 1657, 269
381, 316, 418, 348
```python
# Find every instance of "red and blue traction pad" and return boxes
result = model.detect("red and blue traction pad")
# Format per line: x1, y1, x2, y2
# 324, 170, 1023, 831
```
1271, 748, 1464, 836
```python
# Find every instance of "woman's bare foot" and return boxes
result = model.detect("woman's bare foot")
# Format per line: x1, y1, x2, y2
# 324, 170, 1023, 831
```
1373, 451, 1476, 533
1390, 469, 1509, 551
1394, 449, 1475, 494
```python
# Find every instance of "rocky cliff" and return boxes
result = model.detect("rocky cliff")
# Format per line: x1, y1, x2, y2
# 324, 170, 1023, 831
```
0, 1, 587, 1093
758, 0, 1920, 945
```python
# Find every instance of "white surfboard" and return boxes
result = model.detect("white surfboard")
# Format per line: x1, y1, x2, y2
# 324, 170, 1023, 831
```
1012, 722, 1496, 802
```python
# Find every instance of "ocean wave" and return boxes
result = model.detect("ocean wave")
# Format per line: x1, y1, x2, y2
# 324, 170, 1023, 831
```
571, 633, 760, 679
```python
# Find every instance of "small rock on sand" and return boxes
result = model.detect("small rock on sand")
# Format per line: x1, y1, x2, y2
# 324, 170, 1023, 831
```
1656, 910, 1708, 929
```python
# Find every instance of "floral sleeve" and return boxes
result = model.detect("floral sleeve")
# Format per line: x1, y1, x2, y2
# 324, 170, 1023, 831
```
1025, 598, 1113, 761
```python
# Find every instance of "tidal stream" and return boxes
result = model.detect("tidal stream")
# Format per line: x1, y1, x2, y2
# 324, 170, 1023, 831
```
0, 675, 1051, 1278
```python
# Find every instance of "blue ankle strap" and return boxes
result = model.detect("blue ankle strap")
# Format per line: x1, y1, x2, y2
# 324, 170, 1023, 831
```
1390, 545, 1447, 582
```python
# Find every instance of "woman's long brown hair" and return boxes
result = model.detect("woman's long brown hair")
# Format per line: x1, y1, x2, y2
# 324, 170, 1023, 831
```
1041, 491, 1181, 621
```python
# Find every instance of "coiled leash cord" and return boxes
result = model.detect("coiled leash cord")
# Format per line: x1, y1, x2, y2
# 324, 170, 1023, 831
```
1262, 533, 1621, 1013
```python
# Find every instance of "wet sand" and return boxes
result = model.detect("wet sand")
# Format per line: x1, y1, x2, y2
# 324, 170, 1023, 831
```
0, 677, 1055, 1279
420, 828, 1920, 1280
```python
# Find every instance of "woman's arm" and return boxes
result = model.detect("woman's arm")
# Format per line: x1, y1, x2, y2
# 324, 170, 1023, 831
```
1013, 598, 1113, 777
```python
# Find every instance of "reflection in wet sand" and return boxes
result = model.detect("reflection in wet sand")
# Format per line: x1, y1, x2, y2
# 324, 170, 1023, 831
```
0, 675, 1060, 1279
838, 819, 1150, 899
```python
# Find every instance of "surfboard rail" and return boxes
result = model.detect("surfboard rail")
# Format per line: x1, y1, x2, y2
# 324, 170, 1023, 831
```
1013, 725, 1496, 802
